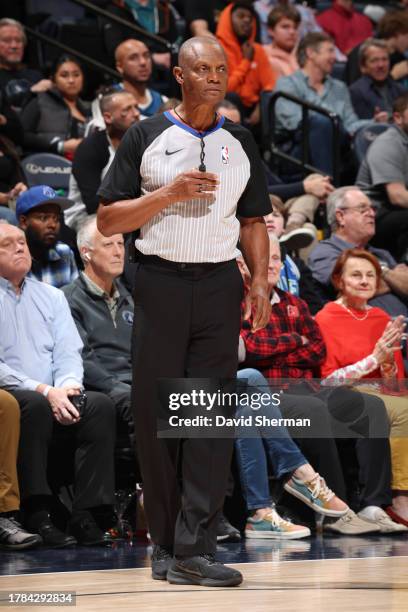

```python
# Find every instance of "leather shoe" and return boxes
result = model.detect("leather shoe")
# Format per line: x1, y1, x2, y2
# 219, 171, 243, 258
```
35, 519, 77, 549
68, 511, 109, 546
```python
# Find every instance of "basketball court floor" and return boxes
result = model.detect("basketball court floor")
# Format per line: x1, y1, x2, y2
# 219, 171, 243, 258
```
1, 534, 408, 610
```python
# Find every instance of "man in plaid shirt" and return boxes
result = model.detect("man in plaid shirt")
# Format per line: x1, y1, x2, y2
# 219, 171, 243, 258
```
240, 235, 326, 380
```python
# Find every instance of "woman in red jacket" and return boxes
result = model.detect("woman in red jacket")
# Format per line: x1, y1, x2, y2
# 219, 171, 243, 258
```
315, 248, 408, 527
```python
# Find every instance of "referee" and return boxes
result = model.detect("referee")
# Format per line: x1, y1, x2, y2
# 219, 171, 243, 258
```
97, 36, 271, 587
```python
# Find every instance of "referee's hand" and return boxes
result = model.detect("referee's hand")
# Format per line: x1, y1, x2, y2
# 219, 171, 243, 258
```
244, 280, 271, 332
166, 170, 219, 203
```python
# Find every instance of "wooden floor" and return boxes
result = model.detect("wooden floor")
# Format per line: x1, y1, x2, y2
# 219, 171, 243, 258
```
1, 556, 407, 611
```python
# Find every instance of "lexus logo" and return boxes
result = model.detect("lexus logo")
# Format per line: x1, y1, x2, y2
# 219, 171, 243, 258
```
25, 163, 71, 175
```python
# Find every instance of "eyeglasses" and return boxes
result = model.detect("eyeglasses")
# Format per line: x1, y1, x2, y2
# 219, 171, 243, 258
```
339, 204, 378, 215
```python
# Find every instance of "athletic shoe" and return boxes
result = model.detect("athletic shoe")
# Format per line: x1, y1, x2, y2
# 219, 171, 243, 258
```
0, 516, 43, 550
324, 509, 380, 535
358, 507, 408, 534
385, 506, 408, 528
280, 226, 315, 251
217, 514, 241, 542
151, 544, 173, 581
167, 554, 242, 587
245, 508, 311, 540
284, 473, 349, 517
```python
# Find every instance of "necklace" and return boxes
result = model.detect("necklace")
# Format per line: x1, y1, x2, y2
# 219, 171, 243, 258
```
173, 106, 218, 172
338, 299, 370, 321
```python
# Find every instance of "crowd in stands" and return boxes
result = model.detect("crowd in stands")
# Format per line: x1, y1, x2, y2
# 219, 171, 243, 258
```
1, 0, 408, 552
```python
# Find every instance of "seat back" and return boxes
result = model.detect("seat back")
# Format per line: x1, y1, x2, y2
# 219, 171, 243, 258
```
22, 153, 72, 194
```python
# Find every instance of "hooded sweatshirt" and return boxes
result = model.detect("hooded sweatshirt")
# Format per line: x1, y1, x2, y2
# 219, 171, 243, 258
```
216, 3, 276, 107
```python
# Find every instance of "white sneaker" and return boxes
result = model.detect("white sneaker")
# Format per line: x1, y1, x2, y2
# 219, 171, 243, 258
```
324, 509, 380, 535
358, 507, 408, 534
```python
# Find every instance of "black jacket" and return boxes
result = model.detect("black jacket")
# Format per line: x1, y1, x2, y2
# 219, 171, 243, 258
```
20, 87, 90, 154
350, 75, 405, 120
62, 274, 133, 401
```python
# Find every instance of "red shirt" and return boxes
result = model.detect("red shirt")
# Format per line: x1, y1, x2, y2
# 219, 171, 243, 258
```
315, 302, 405, 379
316, 2, 373, 55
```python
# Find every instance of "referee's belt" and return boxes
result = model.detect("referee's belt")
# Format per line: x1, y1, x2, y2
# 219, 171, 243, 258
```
136, 251, 233, 272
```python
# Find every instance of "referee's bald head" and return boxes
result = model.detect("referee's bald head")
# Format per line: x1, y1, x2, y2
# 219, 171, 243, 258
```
178, 37, 227, 69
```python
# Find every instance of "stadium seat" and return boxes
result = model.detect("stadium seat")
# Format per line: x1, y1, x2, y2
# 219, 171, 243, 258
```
353, 124, 390, 164
22, 153, 72, 193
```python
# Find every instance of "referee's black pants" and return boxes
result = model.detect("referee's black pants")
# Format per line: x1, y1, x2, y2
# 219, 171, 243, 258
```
132, 258, 243, 557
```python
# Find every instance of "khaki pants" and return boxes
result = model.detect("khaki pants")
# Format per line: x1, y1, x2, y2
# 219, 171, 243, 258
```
0, 390, 20, 513
357, 386, 408, 491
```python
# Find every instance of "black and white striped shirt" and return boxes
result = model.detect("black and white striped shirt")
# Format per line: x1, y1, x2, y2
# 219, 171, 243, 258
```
98, 111, 271, 263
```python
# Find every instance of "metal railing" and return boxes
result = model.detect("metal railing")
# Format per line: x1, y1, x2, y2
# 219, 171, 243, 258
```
265, 90, 341, 186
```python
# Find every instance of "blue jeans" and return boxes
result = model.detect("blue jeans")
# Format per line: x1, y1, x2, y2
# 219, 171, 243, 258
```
235, 369, 306, 510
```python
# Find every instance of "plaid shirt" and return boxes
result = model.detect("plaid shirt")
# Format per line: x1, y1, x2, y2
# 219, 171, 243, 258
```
240, 288, 326, 380
28, 242, 79, 289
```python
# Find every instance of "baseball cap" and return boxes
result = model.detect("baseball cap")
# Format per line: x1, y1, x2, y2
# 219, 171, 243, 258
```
16, 185, 73, 218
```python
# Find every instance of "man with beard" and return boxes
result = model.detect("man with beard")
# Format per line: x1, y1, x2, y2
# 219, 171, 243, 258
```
16, 185, 78, 289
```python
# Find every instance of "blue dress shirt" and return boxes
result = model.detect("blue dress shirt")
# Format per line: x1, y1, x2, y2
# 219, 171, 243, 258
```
0, 276, 83, 391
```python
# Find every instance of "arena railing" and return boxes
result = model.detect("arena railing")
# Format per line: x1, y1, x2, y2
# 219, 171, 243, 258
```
261, 90, 341, 187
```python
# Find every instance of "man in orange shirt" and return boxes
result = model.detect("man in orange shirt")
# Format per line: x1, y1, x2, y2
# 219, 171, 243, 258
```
216, 1, 276, 125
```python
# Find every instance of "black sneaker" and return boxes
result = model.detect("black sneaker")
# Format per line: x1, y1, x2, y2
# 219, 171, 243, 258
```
0, 516, 43, 550
151, 544, 173, 580
34, 518, 77, 549
167, 554, 243, 587
217, 514, 241, 542
68, 511, 109, 546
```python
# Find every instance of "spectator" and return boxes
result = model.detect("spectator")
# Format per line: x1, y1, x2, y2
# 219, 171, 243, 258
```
0, 223, 116, 547
20, 55, 90, 158
315, 248, 408, 528
274, 32, 386, 177
350, 39, 405, 120
235, 368, 348, 539
114, 39, 168, 117
216, 1, 276, 124
357, 94, 408, 263
0, 389, 42, 550
62, 216, 133, 437
66, 90, 140, 231
264, 196, 325, 314
316, 1, 373, 56
0, 98, 26, 225
263, 3, 300, 79
308, 186, 408, 318
102, 1, 173, 68
186, 0, 230, 38
345, 10, 408, 85
16, 185, 78, 289
0, 18, 51, 93
238, 235, 396, 534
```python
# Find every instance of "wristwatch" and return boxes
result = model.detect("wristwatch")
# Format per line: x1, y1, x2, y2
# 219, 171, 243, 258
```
380, 263, 390, 278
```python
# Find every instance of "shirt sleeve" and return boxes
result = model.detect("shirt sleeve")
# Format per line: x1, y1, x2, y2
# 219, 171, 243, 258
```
235, 129, 272, 218
0, 355, 41, 391
366, 134, 407, 186
97, 124, 143, 204
50, 290, 84, 388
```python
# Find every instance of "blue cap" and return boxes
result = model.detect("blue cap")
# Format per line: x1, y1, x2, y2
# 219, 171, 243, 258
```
16, 185, 73, 218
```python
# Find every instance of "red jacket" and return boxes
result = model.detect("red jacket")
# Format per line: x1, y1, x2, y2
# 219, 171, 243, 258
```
316, 2, 373, 55
216, 3, 276, 107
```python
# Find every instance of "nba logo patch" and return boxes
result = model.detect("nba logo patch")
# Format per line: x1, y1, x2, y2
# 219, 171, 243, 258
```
221, 146, 229, 164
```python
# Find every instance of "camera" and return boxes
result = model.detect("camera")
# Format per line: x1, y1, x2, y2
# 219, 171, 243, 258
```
69, 391, 87, 416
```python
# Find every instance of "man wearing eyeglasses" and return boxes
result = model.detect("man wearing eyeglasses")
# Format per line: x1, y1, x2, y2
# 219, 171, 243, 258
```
16, 185, 78, 289
308, 186, 408, 318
